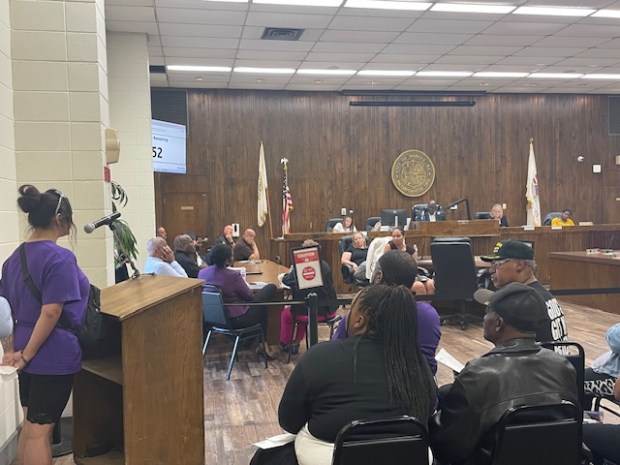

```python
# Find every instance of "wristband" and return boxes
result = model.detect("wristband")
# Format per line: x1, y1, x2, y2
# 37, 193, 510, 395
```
19, 351, 30, 365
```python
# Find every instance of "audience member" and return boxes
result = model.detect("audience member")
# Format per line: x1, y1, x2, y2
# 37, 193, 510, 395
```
584, 323, 620, 409
383, 228, 435, 295
340, 232, 368, 282
279, 240, 338, 353
430, 283, 578, 465
183, 230, 207, 267
551, 208, 575, 227
0, 185, 89, 465
279, 285, 437, 465
173, 234, 200, 278
144, 236, 188, 277
582, 377, 620, 465
419, 200, 445, 222
490, 203, 509, 227
156, 226, 167, 241
233, 229, 260, 261
480, 240, 568, 346
332, 215, 356, 233
333, 250, 441, 374
215, 224, 235, 249
198, 244, 276, 359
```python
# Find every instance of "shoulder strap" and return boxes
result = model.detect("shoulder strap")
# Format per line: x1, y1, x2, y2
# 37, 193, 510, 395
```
19, 243, 42, 302
18, 243, 74, 332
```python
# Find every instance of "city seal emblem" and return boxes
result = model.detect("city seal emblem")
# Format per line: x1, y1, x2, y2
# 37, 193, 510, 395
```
391, 149, 435, 197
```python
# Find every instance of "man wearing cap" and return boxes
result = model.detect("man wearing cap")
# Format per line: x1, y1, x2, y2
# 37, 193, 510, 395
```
430, 283, 578, 465
481, 240, 568, 346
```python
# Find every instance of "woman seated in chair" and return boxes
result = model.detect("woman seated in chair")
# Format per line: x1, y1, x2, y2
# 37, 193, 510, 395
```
584, 323, 620, 410
490, 203, 509, 227
279, 240, 338, 354
332, 215, 356, 233
198, 244, 277, 360
383, 227, 435, 295
278, 285, 437, 465
340, 232, 368, 283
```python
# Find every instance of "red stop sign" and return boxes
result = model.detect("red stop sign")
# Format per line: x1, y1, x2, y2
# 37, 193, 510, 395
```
302, 266, 316, 281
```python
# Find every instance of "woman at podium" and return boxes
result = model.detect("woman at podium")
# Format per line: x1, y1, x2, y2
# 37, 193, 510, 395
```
0, 185, 89, 465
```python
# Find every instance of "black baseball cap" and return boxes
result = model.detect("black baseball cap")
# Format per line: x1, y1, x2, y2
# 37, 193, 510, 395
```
481, 240, 534, 262
474, 283, 548, 332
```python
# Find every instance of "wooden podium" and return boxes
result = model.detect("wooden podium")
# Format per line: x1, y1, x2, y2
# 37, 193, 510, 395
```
73, 274, 205, 465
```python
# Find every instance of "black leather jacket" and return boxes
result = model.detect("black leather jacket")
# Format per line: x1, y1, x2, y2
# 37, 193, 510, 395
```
430, 338, 578, 465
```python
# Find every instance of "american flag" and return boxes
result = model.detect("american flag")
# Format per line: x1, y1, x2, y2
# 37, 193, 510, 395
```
282, 163, 293, 236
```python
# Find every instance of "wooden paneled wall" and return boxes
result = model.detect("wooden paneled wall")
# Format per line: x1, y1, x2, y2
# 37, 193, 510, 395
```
155, 90, 620, 260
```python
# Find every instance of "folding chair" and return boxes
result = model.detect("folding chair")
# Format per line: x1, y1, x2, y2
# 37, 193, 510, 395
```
202, 285, 266, 380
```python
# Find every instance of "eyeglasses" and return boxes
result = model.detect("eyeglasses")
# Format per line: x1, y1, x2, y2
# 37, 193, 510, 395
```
52, 190, 65, 216
490, 258, 513, 269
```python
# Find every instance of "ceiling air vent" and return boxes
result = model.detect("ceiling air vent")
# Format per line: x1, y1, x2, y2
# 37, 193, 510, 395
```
149, 65, 166, 74
261, 27, 304, 41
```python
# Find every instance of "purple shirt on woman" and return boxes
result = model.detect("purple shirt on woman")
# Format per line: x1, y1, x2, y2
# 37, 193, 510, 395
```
0, 241, 89, 375
198, 265, 253, 318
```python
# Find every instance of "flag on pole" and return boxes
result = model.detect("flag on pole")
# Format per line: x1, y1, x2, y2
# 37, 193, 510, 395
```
257, 141, 269, 227
526, 139, 542, 227
281, 159, 293, 236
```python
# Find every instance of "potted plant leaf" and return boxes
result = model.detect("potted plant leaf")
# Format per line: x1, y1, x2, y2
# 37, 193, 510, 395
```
111, 181, 138, 281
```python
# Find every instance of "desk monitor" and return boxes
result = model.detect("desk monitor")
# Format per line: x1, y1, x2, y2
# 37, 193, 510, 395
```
475, 212, 492, 220
381, 209, 407, 229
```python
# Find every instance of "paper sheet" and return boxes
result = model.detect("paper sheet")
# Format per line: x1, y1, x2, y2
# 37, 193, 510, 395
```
436, 348, 465, 373
0, 344, 18, 377
253, 433, 296, 449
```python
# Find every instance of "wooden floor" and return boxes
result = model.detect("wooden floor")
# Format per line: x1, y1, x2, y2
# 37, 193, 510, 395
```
46, 299, 619, 465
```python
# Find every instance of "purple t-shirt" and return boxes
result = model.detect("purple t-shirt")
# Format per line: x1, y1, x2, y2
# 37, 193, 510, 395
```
0, 241, 89, 375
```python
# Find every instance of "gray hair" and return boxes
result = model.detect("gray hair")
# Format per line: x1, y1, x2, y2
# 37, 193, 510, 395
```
146, 236, 166, 256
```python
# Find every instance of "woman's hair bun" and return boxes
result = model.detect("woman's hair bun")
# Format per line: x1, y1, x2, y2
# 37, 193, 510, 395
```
17, 184, 42, 213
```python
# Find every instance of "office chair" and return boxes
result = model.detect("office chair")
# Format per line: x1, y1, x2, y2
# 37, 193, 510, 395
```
332, 416, 429, 465
326, 217, 344, 231
491, 401, 582, 465
541, 341, 586, 409
475, 211, 492, 220
544, 212, 562, 226
412, 204, 428, 222
339, 235, 371, 286
366, 216, 381, 232
431, 239, 480, 330
202, 285, 267, 380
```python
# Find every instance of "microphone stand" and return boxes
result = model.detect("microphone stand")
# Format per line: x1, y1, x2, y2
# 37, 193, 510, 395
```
109, 221, 141, 279
445, 197, 472, 220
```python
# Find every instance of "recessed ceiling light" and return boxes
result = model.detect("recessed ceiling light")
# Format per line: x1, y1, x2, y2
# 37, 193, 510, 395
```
416, 71, 473, 77
256, 78, 265, 83
202, 0, 247, 3
527, 73, 584, 79
297, 69, 357, 75
234, 67, 295, 74
431, 4, 515, 14
357, 70, 415, 77
473, 72, 528, 78
582, 74, 620, 80
513, 6, 595, 17
592, 9, 620, 18
254, 0, 342, 6
195, 77, 204, 81
344, 0, 431, 11
314, 80, 323, 84
167, 65, 231, 72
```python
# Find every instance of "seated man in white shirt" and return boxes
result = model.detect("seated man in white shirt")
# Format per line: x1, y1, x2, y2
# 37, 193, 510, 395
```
144, 236, 188, 277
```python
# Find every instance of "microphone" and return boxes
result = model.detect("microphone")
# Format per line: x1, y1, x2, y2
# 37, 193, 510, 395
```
604, 234, 615, 253
84, 212, 121, 233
